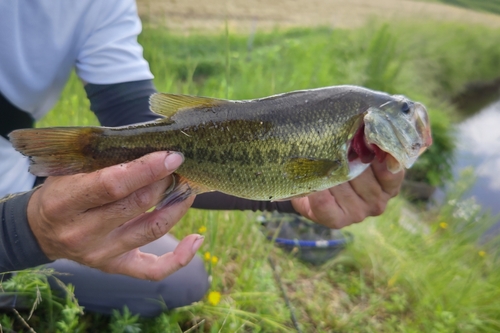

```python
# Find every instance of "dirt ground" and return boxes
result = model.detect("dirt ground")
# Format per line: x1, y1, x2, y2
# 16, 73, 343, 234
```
137, 0, 500, 32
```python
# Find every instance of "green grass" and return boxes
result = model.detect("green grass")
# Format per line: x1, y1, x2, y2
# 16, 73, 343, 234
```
3, 19, 500, 332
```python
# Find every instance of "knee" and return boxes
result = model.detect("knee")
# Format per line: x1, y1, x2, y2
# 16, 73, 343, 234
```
158, 253, 210, 311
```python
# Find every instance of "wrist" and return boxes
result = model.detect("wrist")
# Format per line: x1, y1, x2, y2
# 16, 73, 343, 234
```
0, 189, 52, 271
27, 186, 59, 260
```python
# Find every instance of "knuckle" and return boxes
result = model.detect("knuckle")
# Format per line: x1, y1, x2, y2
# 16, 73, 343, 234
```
58, 230, 83, 249
391, 185, 402, 198
311, 194, 330, 210
318, 215, 340, 229
350, 209, 366, 224
128, 187, 155, 211
40, 198, 64, 220
309, 199, 330, 219
144, 269, 164, 282
371, 201, 387, 216
177, 256, 190, 268
140, 214, 175, 244
80, 252, 103, 267
329, 219, 346, 229
97, 170, 127, 200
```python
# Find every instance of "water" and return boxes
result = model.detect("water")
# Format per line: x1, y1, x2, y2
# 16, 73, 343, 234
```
441, 100, 500, 236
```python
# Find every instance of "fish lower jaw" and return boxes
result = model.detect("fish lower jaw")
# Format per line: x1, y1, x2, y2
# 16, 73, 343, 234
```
379, 148, 419, 170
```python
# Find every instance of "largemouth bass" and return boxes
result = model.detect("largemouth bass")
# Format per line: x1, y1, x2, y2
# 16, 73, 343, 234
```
10, 85, 432, 208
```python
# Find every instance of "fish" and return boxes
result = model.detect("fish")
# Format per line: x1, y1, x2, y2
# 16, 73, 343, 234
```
9, 85, 432, 208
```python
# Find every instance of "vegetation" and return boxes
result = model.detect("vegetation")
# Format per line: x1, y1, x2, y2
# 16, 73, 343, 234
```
3, 17, 500, 332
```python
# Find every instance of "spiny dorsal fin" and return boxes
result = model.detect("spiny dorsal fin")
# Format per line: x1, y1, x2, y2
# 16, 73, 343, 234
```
149, 93, 232, 119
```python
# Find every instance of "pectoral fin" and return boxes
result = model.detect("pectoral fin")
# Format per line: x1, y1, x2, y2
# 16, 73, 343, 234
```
149, 93, 233, 120
156, 174, 211, 209
284, 157, 342, 181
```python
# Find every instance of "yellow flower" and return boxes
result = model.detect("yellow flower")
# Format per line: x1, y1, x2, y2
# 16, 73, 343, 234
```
439, 222, 448, 229
207, 291, 221, 306
198, 226, 207, 234
479, 250, 486, 257
211, 256, 219, 264
204, 252, 211, 261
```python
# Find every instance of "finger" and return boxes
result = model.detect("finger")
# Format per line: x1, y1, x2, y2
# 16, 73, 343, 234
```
292, 188, 356, 228
324, 182, 370, 227
104, 234, 204, 281
371, 159, 405, 197
71, 152, 184, 210
82, 176, 172, 233
347, 166, 389, 216
300, 184, 366, 229
104, 196, 195, 257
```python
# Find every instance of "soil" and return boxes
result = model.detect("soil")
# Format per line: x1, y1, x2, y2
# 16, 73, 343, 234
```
137, 0, 500, 32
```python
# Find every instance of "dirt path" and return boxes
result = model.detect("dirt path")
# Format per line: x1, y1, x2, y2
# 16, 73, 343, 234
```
137, 0, 500, 32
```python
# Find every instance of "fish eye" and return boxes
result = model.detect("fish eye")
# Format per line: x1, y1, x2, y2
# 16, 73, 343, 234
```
401, 102, 410, 114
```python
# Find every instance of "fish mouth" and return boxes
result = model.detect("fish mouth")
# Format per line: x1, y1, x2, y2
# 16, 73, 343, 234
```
347, 123, 387, 165
347, 101, 433, 173
347, 122, 405, 174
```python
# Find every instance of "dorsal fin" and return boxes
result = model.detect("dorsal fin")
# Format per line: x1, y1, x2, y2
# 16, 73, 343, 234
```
149, 93, 232, 119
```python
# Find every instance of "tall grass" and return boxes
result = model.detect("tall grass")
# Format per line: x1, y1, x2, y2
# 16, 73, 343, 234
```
3, 20, 500, 332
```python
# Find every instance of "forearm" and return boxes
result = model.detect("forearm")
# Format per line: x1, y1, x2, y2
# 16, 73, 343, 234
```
84, 79, 158, 127
0, 191, 52, 272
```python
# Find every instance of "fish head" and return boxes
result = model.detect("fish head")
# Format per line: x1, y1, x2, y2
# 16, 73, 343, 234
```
362, 95, 432, 173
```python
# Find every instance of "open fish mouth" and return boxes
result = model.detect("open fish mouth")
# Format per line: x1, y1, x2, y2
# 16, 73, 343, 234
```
347, 123, 389, 167
347, 101, 433, 173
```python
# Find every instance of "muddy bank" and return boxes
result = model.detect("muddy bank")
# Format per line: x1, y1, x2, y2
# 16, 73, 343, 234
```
452, 78, 500, 116
137, 0, 500, 32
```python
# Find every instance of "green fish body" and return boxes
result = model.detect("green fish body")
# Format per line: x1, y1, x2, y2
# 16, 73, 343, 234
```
10, 85, 432, 207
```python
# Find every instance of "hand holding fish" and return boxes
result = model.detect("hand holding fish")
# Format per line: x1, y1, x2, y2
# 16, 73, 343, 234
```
26, 151, 203, 281
291, 158, 404, 228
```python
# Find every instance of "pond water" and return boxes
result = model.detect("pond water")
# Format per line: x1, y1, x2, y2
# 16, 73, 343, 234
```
437, 99, 500, 235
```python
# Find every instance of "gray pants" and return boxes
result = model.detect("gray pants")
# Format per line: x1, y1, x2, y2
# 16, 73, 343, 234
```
46, 234, 209, 317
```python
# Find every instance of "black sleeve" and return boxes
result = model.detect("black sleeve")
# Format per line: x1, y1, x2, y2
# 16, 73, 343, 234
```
84, 79, 159, 127
193, 192, 298, 213
84, 80, 299, 214
0, 191, 52, 272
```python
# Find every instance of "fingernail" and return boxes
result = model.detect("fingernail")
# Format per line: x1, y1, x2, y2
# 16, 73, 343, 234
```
192, 235, 204, 253
164, 152, 184, 172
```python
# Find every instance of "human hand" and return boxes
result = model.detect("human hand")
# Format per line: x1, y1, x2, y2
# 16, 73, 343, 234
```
291, 159, 404, 228
27, 152, 203, 281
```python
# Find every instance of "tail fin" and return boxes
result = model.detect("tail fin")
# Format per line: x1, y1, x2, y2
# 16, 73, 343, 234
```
9, 127, 105, 176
